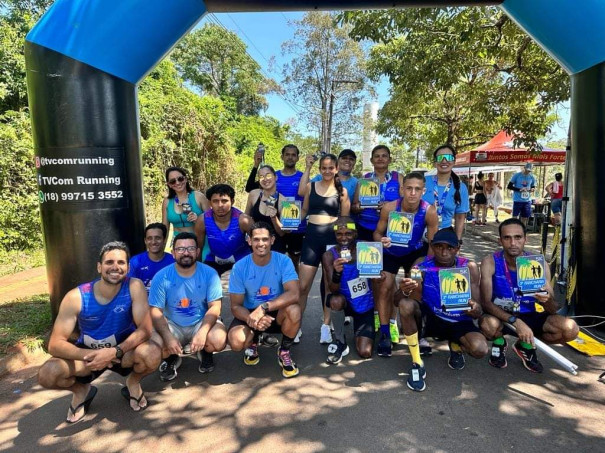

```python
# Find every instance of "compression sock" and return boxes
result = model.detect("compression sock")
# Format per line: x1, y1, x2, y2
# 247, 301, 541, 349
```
450, 342, 462, 353
380, 324, 390, 335
330, 308, 346, 343
519, 340, 533, 349
405, 332, 423, 366
281, 335, 295, 351
493, 337, 505, 346
253, 330, 260, 344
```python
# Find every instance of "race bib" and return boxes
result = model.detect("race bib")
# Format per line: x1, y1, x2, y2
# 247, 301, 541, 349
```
215, 255, 235, 265
347, 277, 369, 299
82, 333, 117, 349
521, 191, 530, 200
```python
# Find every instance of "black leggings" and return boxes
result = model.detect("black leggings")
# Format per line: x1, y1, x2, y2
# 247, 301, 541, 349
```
301, 222, 336, 267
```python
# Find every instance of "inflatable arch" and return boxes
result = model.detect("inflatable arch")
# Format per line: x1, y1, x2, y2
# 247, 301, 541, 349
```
24, 1, 605, 319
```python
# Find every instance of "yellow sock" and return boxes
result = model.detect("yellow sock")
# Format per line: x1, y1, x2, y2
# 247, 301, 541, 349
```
450, 341, 462, 352
405, 333, 423, 366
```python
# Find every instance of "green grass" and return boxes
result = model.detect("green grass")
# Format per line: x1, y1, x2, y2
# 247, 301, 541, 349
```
0, 294, 52, 355
0, 248, 46, 277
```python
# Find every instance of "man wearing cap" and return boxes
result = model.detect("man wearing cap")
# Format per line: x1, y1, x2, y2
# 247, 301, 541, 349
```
395, 228, 487, 392
507, 163, 536, 225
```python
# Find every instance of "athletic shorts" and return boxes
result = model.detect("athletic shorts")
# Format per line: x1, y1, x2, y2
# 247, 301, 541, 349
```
383, 243, 429, 275
166, 318, 204, 345
551, 198, 562, 214
228, 310, 283, 335
421, 305, 480, 342
326, 294, 375, 339
283, 232, 304, 256
504, 311, 550, 338
512, 201, 532, 218
474, 193, 487, 205
74, 344, 132, 384
356, 224, 376, 242
301, 222, 336, 267
203, 260, 234, 277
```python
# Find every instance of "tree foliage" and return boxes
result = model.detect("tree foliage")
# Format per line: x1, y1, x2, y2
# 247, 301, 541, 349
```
341, 7, 570, 153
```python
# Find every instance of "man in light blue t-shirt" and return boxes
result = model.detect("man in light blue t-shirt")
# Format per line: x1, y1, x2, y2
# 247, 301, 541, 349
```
507, 163, 536, 225
228, 222, 301, 378
128, 223, 174, 293
149, 232, 226, 382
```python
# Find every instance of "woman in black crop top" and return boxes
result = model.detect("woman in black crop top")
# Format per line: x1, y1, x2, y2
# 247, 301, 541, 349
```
473, 171, 487, 226
298, 154, 351, 341
244, 165, 286, 253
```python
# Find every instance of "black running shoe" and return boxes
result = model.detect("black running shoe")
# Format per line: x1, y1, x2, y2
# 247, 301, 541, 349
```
406, 363, 427, 392
159, 354, 182, 381
326, 339, 350, 364
197, 350, 215, 374
513, 341, 543, 373
489, 340, 508, 369
377, 332, 392, 357
448, 342, 465, 370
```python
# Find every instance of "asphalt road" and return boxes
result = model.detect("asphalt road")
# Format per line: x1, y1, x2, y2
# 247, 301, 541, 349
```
0, 231, 603, 452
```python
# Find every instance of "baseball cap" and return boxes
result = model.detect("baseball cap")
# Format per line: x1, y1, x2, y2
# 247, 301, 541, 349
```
338, 149, 357, 160
431, 228, 460, 247
524, 163, 534, 171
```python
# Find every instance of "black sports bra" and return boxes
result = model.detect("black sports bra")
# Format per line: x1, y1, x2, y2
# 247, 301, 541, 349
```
308, 182, 340, 217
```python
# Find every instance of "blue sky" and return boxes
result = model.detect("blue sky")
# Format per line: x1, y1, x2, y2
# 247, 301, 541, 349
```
197, 11, 570, 143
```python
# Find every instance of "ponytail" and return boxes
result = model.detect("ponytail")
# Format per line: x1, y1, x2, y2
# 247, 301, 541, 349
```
334, 172, 344, 201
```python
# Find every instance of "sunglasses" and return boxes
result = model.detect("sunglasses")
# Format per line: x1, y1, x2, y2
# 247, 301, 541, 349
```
168, 175, 186, 185
435, 154, 455, 163
258, 174, 275, 182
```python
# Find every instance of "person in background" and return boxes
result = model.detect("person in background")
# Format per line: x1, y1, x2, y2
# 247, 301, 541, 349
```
484, 172, 502, 224
545, 172, 564, 226
128, 223, 174, 293
507, 163, 536, 226
472, 172, 487, 226
162, 166, 208, 235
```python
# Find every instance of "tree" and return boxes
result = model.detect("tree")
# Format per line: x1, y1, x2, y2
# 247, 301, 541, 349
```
171, 23, 278, 116
281, 12, 372, 152
341, 7, 570, 153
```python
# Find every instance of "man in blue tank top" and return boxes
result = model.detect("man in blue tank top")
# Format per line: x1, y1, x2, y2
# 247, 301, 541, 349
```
322, 217, 378, 364
149, 232, 227, 382
479, 218, 578, 373
373, 172, 440, 358
396, 228, 487, 391
194, 184, 253, 276
37, 242, 161, 423
128, 223, 174, 293
228, 222, 301, 378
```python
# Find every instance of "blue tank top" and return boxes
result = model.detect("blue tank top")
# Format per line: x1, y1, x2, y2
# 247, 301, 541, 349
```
419, 256, 473, 322
204, 208, 250, 263
385, 199, 430, 257
491, 250, 535, 314
76, 278, 136, 347
331, 247, 374, 314
166, 192, 203, 229
358, 171, 400, 230
276, 170, 304, 201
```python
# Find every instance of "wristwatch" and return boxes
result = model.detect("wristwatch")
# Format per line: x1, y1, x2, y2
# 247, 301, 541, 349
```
507, 315, 518, 324
115, 345, 124, 359
260, 302, 270, 313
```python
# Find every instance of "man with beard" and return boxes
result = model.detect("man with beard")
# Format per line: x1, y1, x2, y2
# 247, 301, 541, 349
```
128, 223, 174, 293
37, 242, 161, 423
227, 222, 301, 378
149, 232, 227, 381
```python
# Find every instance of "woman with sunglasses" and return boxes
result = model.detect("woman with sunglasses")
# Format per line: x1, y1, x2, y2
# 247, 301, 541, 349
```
245, 165, 286, 253
422, 145, 469, 243
297, 154, 351, 343
162, 167, 209, 237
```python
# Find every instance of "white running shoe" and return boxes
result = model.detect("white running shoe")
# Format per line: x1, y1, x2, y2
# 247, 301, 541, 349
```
320, 324, 333, 344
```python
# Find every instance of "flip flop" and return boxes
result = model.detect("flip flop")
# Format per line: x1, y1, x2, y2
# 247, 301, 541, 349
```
66, 385, 97, 424
121, 386, 148, 411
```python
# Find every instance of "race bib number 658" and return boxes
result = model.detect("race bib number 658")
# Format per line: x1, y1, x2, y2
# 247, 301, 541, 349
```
347, 277, 369, 299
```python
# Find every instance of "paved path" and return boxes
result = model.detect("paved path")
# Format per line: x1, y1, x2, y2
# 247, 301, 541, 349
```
0, 267, 48, 304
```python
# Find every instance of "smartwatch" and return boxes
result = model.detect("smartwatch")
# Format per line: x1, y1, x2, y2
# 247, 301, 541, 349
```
260, 302, 270, 313
507, 315, 517, 325
115, 345, 124, 359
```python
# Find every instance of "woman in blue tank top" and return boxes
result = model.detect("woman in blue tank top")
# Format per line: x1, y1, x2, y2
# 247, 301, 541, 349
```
162, 166, 209, 235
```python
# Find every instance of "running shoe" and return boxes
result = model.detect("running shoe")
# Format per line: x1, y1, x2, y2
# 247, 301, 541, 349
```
259, 333, 279, 347
419, 338, 433, 356
320, 324, 333, 344
326, 339, 350, 364
377, 332, 392, 357
390, 322, 400, 344
277, 347, 299, 378
344, 316, 353, 326
448, 342, 465, 370
293, 328, 302, 344
244, 342, 260, 366
513, 341, 544, 373
197, 350, 215, 374
406, 363, 427, 392
488, 340, 508, 369
159, 354, 182, 382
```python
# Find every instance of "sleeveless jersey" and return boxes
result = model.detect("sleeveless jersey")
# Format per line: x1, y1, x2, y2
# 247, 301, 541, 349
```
276, 170, 304, 201
331, 247, 373, 314
419, 256, 473, 322
551, 182, 563, 199
385, 199, 430, 257
76, 277, 136, 348
491, 250, 535, 314
358, 171, 400, 230
204, 208, 249, 264
166, 192, 203, 229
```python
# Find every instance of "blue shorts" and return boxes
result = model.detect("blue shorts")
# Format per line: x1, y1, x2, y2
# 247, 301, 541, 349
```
512, 201, 532, 218
551, 198, 562, 214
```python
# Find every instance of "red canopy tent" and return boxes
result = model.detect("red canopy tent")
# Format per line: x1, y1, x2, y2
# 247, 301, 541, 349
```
455, 131, 565, 167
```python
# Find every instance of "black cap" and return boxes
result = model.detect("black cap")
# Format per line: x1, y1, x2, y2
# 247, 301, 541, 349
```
431, 228, 460, 247
338, 149, 357, 159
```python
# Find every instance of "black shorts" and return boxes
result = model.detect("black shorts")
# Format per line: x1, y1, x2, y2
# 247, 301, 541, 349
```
356, 224, 375, 242
228, 310, 283, 335
474, 193, 487, 205
421, 305, 480, 342
326, 294, 375, 339
505, 311, 550, 338
203, 260, 234, 277
383, 243, 429, 275
74, 345, 132, 384
283, 232, 304, 256
301, 222, 336, 267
